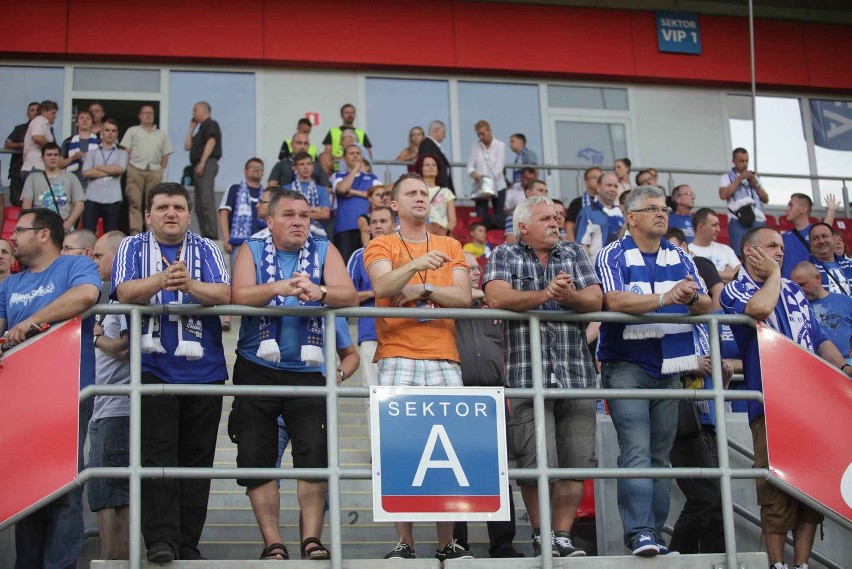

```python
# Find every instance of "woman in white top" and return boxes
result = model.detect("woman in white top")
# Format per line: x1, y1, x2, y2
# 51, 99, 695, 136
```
415, 154, 456, 236
614, 157, 632, 197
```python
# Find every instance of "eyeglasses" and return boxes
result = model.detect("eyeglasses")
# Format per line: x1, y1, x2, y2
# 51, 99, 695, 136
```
12, 226, 44, 234
629, 206, 672, 215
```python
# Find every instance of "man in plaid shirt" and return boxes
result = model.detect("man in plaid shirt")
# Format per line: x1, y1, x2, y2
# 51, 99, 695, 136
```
483, 195, 602, 558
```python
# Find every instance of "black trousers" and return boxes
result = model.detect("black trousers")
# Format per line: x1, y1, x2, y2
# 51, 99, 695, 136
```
668, 425, 725, 553
474, 189, 506, 230
140, 373, 223, 559
453, 484, 518, 556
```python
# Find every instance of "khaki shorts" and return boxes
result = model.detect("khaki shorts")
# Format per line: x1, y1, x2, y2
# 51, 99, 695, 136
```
751, 415, 823, 533
508, 398, 597, 486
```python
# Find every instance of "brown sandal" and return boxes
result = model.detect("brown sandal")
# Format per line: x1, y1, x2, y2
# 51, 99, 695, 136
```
301, 537, 330, 560
260, 542, 289, 560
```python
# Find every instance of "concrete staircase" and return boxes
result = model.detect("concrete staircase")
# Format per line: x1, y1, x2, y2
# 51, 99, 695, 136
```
199, 394, 537, 560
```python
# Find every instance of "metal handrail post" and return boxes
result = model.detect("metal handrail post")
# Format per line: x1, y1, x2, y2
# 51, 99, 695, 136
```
128, 307, 142, 569
324, 314, 343, 569
527, 315, 554, 568
709, 318, 740, 569
843, 180, 850, 219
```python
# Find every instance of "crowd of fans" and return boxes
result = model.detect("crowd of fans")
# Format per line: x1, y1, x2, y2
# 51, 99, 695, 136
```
2, 99, 849, 569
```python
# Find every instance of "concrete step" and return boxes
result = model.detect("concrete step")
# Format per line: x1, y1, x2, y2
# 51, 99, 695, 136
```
92, 552, 770, 567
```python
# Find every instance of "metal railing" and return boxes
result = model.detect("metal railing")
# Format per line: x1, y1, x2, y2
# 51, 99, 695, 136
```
5, 304, 851, 569
371, 159, 852, 218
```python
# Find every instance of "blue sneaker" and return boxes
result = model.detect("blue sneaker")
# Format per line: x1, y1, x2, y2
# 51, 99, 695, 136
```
630, 532, 659, 557
657, 543, 679, 555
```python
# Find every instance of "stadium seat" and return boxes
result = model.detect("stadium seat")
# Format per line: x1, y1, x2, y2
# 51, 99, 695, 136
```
716, 212, 729, 245
452, 206, 477, 242
486, 229, 505, 246
1, 206, 20, 240
764, 214, 779, 229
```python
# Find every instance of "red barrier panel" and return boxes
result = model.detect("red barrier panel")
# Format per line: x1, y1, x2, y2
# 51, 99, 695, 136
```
758, 323, 852, 523
0, 318, 81, 527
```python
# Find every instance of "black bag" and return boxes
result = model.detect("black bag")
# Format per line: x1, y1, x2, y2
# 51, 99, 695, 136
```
181, 165, 194, 187
676, 399, 702, 438
227, 401, 240, 444
733, 204, 755, 228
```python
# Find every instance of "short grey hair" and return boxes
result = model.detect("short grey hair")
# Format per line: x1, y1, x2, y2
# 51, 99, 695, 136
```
624, 185, 665, 212
513, 195, 554, 239
428, 120, 446, 134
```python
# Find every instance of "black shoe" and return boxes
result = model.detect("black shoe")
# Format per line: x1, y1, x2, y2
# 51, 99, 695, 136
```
553, 531, 585, 557
532, 531, 559, 557
384, 540, 416, 559
436, 539, 474, 560
147, 542, 176, 564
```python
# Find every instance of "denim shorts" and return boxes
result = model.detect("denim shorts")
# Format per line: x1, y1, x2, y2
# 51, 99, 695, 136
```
87, 416, 130, 511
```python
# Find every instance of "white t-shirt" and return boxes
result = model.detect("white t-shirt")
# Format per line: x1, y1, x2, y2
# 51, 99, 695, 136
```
22, 116, 53, 172
689, 241, 741, 272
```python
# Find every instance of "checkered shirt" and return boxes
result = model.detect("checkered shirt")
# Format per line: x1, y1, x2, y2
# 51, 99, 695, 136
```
483, 240, 600, 389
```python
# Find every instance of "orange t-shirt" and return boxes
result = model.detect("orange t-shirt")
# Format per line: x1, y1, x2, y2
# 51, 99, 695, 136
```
363, 233, 467, 362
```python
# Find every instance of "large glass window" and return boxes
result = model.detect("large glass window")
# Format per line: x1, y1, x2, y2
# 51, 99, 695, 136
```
553, 120, 628, 200
0, 66, 65, 186
167, 71, 255, 190
365, 78, 451, 184
811, 99, 852, 200
457, 81, 542, 195
728, 95, 811, 205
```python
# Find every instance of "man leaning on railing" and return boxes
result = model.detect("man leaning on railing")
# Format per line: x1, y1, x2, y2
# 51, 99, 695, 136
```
230, 189, 357, 561
483, 195, 602, 559
595, 185, 712, 557
112, 182, 231, 563
721, 226, 852, 569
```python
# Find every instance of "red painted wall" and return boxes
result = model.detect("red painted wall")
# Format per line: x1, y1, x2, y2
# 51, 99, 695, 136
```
2, 0, 850, 92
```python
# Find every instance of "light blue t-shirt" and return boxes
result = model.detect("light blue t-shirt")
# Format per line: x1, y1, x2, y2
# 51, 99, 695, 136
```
0, 255, 101, 388
809, 292, 852, 360
237, 238, 330, 371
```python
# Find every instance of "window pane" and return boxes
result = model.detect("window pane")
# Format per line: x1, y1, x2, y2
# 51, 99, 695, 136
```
548, 85, 628, 110
365, 77, 450, 184
554, 121, 626, 200
728, 95, 810, 205
457, 82, 542, 196
73, 67, 160, 93
811, 99, 852, 201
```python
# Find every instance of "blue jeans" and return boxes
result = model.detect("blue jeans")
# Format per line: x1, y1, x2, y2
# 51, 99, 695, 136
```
726, 217, 765, 259
602, 360, 680, 547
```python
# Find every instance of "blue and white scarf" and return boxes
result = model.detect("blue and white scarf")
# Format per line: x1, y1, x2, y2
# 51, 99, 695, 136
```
229, 181, 255, 245
256, 234, 324, 365
735, 267, 812, 349
581, 192, 593, 208
139, 231, 205, 360
621, 233, 698, 374
64, 132, 99, 173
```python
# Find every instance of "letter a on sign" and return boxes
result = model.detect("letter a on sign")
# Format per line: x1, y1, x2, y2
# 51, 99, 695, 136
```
412, 425, 469, 487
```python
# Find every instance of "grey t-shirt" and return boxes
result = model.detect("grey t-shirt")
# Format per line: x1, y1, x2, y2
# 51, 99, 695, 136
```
92, 306, 130, 421
21, 171, 85, 220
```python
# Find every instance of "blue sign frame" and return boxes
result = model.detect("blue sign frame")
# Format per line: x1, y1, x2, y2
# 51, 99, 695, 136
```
370, 386, 509, 522
657, 11, 702, 55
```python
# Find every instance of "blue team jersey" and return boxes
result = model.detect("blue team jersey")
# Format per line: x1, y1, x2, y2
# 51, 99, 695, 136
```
346, 247, 376, 344
720, 272, 828, 423
111, 232, 230, 384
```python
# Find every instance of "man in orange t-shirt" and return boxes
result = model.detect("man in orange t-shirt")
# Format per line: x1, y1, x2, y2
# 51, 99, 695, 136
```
363, 172, 472, 562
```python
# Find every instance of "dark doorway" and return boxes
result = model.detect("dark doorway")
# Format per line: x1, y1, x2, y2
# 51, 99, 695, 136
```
70, 99, 162, 235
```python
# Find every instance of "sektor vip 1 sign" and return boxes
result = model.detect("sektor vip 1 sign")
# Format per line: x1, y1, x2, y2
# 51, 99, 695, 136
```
370, 387, 510, 522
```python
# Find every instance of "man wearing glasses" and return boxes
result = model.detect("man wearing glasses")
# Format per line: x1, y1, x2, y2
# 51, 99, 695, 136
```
0, 208, 101, 569
595, 185, 711, 557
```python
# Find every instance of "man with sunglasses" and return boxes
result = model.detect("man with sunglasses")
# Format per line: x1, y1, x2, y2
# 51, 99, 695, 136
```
0, 208, 101, 569
595, 185, 711, 557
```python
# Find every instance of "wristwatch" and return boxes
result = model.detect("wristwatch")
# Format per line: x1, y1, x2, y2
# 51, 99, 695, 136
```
93, 333, 103, 348
686, 291, 700, 306
337, 369, 347, 382
318, 285, 328, 303
423, 283, 434, 299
